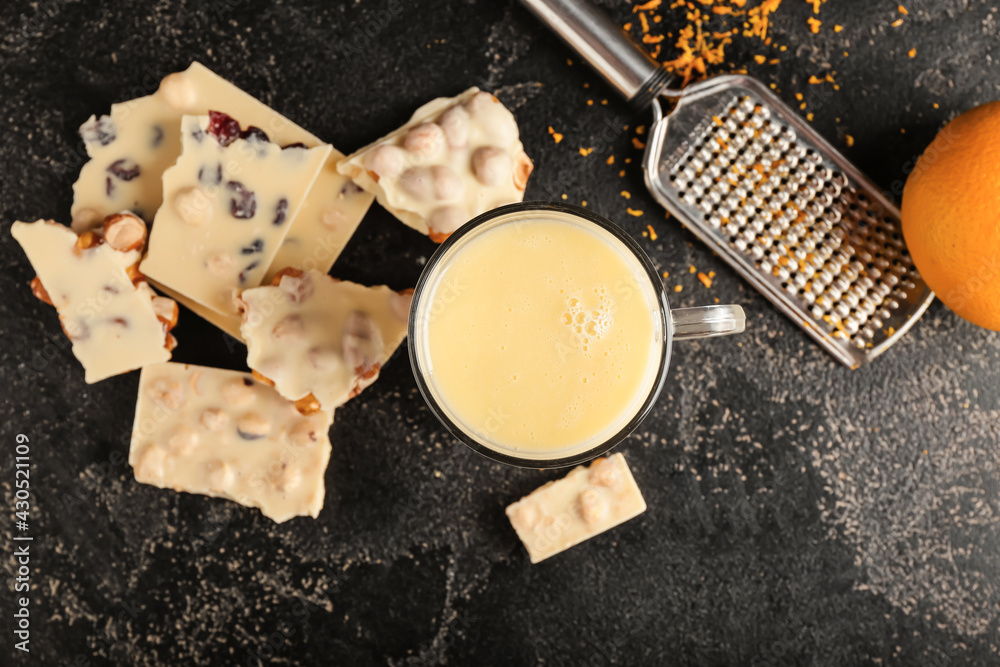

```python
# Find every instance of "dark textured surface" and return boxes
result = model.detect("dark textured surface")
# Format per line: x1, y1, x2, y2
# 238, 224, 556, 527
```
2, 0, 1000, 665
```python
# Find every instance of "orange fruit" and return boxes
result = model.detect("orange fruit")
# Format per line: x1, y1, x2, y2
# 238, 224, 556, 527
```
901, 101, 1000, 331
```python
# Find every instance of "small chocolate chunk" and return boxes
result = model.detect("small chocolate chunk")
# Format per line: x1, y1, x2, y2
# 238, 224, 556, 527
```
241, 238, 264, 255
226, 180, 257, 219
240, 126, 269, 143
107, 158, 141, 181
81, 116, 117, 146
273, 198, 289, 226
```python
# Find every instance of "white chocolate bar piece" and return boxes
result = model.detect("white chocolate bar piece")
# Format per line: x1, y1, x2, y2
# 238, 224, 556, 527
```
505, 453, 646, 563
129, 362, 333, 523
239, 270, 411, 411
337, 88, 533, 242
140, 114, 331, 318
72, 61, 373, 275
11, 217, 176, 384
263, 165, 372, 285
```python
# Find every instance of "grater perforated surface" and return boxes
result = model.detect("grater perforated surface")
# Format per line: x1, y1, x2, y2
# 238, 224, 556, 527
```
644, 75, 934, 368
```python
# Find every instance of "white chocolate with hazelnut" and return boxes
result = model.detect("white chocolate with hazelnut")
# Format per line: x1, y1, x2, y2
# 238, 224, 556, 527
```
505, 453, 646, 564
140, 114, 331, 318
239, 270, 411, 411
71, 61, 373, 279
146, 278, 244, 342
129, 362, 333, 523
337, 87, 533, 242
11, 217, 175, 383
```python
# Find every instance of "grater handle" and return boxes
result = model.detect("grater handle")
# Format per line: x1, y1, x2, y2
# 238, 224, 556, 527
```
671, 305, 746, 341
519, 0, 672, 108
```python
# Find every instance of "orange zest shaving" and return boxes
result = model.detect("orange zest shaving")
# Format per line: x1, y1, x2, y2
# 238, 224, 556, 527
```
746, 0, 783, 41
659, 22, 733, 86
633, 0, 662, 11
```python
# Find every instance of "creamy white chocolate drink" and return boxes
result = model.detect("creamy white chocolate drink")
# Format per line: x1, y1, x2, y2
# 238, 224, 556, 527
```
415, 210, 664, 460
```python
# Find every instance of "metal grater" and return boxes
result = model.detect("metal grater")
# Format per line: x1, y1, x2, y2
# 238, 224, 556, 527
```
644, 76, 933, 367
521, 0, 934, 368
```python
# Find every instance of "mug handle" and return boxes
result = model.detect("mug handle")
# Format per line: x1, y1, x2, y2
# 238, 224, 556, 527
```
671, 305, 746, 341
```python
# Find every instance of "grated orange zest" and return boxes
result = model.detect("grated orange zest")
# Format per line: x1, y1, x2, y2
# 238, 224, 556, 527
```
624, 0, 839, 86
633, 0, 663, 11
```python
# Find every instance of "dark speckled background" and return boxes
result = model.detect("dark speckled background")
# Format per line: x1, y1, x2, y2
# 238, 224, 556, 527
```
2, 0, 1000, 665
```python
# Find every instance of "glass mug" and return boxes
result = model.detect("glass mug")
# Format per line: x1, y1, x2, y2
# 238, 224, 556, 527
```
408, 202, 745, 468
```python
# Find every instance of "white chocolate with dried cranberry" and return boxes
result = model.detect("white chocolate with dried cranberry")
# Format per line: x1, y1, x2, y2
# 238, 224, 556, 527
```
129, 362, 333, 523
140, 115, 331, 317
11, 219, 174, 384
505, 453, 646, 564
337, 87, 533, 240
239, 270, 411, 411
72, 61, 373, 274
